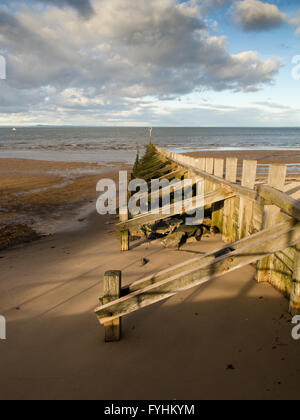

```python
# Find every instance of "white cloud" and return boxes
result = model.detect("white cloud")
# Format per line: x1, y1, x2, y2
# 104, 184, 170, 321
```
290, 11, 300, 36
233, 0, 286, 31
0, 0, 283, 124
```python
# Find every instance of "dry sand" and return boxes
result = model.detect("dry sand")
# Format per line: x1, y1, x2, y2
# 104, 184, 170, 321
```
0, 210, 299, 400
0, 158, 300, 400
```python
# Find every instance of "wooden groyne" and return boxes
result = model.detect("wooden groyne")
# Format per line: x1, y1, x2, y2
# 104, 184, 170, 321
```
95, 144, 300, 341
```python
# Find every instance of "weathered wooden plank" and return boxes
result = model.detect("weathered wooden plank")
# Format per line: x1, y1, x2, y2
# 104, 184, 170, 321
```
258, 185, 300, 221
119, 172, 130, 252
205, 157, 214, 195
290, 245, 300, 315
170, 154, 257, 201
257, 164, 286, 284
238, 160, 257, 239
222, 158, 238, 243
212, 159, 225, 231
96, 221, 300, 324
122, 218, 297, 294
157, 147, 299, 221
102, 271, 122, 342
117, 189, 234, 231
156, 169, 185, 182
195, 158, 206, 171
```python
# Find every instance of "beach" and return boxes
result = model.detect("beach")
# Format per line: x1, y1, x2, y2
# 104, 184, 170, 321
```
0, 158, 130, 250
0, 202, 299, 400
0, 152, 299, 400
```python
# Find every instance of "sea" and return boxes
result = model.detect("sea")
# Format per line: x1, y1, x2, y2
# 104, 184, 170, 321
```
0, 127, 299, 165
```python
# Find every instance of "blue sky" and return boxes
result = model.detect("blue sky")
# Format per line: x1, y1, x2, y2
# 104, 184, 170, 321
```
0, 0, 300, 126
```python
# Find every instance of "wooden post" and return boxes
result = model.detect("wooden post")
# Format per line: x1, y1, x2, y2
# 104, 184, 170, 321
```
195, 158, 205, 171
238, 160, 257, 239
290, 245, 300, 316
204, 157, 214, 198
120, 218, 129, 252
257, 164, 286, 283
212, 159, 224, 232
103, 271, 122, 342
119, 171, 129, 252
222, 157, 238, 243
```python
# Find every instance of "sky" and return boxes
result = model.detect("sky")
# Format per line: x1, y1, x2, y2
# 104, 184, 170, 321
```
0, 0, 300, 127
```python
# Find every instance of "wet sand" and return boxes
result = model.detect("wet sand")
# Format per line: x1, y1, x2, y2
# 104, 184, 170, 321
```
0, 158, 130, 249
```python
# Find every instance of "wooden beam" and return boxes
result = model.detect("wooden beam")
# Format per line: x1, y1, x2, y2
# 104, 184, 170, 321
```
95, 220, 300, 324
257, 164, 286, 284
122, 218, 298, 294
290, 244, 300, 316
119, 172, 129, 252
156, 169, 185, 182
212, 159, 225, 231
258, 185, 300, 221
117, 188, 235, 231
222, 158, 238, 243
238, 160, 257, 239
102, 271, 122, 341
171, 154, 257, 201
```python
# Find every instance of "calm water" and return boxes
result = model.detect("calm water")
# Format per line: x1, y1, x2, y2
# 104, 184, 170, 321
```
0, 127, 299, 164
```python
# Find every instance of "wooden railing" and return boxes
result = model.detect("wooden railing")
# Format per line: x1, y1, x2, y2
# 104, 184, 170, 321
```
95, 146, 300, 341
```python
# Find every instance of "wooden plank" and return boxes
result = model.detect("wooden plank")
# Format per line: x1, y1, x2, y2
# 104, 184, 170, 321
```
95, 221, 300, 324
257, 164, 286, 284
212, 159, 225, 231
290, 245, 300, 316
102, 271, 122, 341
195, 158, 205, 171
222, 158, 238, 243
205, 158, 214, 195
170, 153, 257, 201
156, 169, 185, 182
157, 147, 299, 220
238, 160, 257, 239
119, 172, 129, 252
122, 218, 297, 294
258, 185, 300, 221
117, 189, 234, 231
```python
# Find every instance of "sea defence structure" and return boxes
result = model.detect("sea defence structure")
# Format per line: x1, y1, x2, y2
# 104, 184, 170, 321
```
95, 145, 300, 341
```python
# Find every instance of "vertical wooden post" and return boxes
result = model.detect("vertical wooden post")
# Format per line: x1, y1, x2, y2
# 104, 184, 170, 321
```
257, 164, 286, 283
290, 245, 300, 316
103, 271, 122, 342
119, 170, 129, 252
238, 160, 257, 239
120, 217, 129, 252
205, 157, 214, 194
212, 159, 224, 232
222, 157, 238, 243
196, 158, 205, 171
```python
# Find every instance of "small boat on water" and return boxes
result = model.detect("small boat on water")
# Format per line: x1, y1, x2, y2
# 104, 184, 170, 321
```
12, 128, 16, 131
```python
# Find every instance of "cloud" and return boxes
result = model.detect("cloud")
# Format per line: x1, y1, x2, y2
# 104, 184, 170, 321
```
290, 11, 300, 36
233, 0, 286, 31
0, 0, 282, 122
34, 0, 94, 18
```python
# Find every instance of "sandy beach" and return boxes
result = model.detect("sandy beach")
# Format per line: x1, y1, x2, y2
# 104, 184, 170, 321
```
0, 156, 299, 400
0, 158, 130, 250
